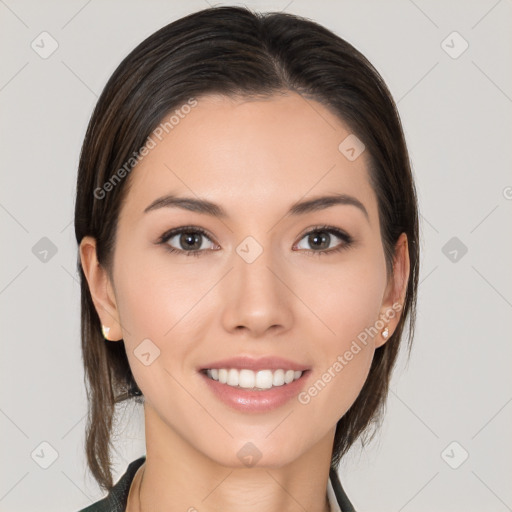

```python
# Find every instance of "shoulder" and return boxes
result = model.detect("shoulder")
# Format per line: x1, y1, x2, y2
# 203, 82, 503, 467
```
76, 456, 146, 512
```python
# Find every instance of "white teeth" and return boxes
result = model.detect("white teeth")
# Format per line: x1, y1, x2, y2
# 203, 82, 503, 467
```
272, 369, 285, 386
227, 368, 238, 386
218, 368, 228, 384
239, 369, 255, 388
255, 370, 273, 390
205, 368, 303, 390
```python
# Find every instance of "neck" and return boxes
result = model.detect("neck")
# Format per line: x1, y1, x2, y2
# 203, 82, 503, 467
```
129, 403, 335, 512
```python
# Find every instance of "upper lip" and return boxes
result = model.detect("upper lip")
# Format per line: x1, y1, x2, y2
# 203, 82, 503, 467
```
199, 355, 310, 372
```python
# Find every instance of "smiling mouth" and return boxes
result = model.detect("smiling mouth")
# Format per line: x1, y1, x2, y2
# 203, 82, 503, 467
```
201, 368, 305, 391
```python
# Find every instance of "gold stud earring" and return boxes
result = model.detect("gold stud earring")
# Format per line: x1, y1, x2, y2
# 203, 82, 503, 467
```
382, 327, 389, 339
101, 325, 111, 340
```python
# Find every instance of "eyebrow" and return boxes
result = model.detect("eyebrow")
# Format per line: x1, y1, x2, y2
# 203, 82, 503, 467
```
143, 193, 369, 221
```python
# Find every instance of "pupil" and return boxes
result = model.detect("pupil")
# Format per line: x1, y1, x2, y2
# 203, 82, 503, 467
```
182, 233, 200, 249
310, 231, 329, 250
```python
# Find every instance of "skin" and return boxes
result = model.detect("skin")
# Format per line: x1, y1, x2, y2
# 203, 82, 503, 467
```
80, 92, 410, 512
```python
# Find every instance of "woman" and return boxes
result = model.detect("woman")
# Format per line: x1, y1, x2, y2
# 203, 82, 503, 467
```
75, 5, 419, 511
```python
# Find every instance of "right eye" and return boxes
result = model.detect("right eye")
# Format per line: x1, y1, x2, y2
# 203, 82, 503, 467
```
158, 226, 218, 257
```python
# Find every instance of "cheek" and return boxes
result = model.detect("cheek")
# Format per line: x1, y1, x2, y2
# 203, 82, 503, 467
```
111, 246, 212, 390
295, 251, 387, 421
113, 244, 195, 337
298, 251, 388, 345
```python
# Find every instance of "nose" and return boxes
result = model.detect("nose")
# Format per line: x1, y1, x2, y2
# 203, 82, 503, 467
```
219, 242, 294, 338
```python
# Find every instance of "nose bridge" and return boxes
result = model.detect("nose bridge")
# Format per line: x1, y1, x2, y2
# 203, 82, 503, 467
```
234, 233, 283, 300
220, 232, 293, 335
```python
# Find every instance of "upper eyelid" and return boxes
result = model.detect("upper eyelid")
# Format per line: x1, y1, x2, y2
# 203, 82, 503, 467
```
158, 225, 214, 244
296, 225, 350, 240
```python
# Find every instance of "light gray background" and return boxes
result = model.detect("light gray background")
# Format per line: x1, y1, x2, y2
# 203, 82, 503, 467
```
1, 0, 511, 511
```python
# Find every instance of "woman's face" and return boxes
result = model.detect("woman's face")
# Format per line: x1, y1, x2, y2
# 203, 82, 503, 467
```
82, 92, 408, 468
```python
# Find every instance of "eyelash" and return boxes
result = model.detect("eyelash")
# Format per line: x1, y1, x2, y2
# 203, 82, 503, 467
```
156, 224, 353, 258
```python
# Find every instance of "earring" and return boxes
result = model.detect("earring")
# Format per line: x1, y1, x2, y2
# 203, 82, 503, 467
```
101, 325, 111, 340
382, 327, 389, 339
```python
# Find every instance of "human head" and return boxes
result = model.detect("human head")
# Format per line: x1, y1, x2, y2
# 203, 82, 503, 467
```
75, 5, 419, 491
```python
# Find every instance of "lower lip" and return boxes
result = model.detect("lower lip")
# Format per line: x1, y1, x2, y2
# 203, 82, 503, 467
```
200, 371, 310, 413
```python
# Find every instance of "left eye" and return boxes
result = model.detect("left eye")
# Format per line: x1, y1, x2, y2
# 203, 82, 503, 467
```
294, 227, 352, 254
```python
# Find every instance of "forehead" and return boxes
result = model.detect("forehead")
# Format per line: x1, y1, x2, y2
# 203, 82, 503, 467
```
119, 92, 377, 224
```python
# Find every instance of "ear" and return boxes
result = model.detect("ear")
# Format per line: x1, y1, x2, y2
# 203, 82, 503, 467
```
375, 232, 410, 348
79, 236, 123, 342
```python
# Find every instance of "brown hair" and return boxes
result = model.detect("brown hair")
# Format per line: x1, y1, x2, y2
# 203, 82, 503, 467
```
74, 5, 419, 492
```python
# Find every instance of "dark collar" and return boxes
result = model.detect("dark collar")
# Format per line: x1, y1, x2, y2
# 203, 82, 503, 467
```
78, 456, 356, 511
77, 457, 145, 512
329, 467, 356, 511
